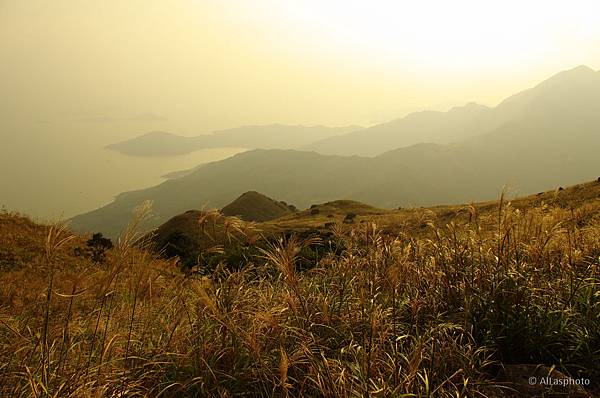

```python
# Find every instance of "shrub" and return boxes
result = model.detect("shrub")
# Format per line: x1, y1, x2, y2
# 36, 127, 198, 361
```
74, 232, 113, 263
162, 231, 199, 267
343, 212, 357, 223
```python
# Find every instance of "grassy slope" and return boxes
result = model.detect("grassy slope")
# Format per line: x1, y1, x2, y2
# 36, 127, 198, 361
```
264, 179, 600, 235
147, 179, 600, 254
2, 180, 600, 396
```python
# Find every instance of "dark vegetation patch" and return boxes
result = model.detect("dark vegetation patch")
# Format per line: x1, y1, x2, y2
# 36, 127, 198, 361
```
74, 233, 113, 264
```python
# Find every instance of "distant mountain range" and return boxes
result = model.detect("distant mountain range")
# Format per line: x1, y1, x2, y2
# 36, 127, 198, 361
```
71, 65, 600, 237
305, 65, 600, 156
302, 103, 493, 156
107, 124, 362, 156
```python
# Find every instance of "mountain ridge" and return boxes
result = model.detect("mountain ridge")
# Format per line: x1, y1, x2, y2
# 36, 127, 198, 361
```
305, 65, 600, 156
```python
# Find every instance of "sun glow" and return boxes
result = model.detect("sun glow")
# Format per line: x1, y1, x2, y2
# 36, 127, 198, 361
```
2, 0, 600, 139
218, 0, 600, 73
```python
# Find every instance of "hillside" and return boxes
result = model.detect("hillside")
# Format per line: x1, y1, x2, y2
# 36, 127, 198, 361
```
150, 199, 385, 266
149, 209, 263, 267
70, 140, 600, 238
107, 124, 362, 156
221, 191, 296, 222
3, 182, 600, 396
147, 179, 600, 268
273, 179, 600, 237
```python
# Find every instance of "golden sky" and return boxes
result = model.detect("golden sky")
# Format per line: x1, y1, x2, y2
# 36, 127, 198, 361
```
2, 0, 600, 140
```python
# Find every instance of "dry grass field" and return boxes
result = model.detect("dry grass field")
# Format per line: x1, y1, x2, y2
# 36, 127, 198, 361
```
1, 180, 600, 397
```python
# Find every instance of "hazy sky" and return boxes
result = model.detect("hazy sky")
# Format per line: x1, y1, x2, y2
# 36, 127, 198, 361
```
2, 0, 600, 141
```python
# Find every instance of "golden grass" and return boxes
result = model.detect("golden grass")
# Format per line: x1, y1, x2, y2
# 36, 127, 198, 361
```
1, 181, 599, 397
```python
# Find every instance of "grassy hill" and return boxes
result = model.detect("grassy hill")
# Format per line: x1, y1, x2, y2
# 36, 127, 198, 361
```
153, 179, 600, 254
221, 191, 297, 222
2, 180, 600, 396
144, 179, 600, 276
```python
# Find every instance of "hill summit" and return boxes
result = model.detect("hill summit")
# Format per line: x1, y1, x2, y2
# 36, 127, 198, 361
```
221, 191, 297, 222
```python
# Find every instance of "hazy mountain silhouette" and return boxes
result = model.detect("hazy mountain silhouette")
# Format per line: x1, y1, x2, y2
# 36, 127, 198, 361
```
107, 124, 362, 156
303, 103, 493, 156
305, 65, 600, 156
70, 66, 600, 237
